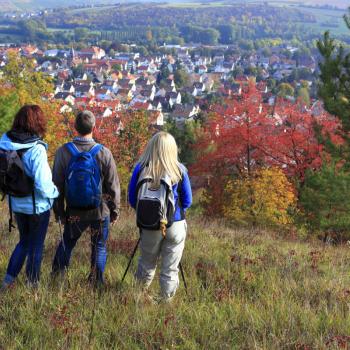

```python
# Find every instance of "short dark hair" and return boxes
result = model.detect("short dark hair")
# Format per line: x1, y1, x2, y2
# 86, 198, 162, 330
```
11, 105, 47, 137
75, 110, 96, 136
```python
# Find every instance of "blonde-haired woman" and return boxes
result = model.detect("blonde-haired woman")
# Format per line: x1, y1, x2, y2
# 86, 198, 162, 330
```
128, 132, 192, 302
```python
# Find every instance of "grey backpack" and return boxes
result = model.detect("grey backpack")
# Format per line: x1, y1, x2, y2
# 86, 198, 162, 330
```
136, 169, 175, 230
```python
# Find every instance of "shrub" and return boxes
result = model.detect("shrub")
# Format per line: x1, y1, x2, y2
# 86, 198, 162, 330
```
224, 167, 296, 228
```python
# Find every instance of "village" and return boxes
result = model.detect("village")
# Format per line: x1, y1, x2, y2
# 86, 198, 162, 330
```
0, 42, 322, 129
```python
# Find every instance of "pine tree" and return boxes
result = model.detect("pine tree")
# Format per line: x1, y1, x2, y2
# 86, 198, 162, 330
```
299, 164, 350, 241
317, 30, 350, 133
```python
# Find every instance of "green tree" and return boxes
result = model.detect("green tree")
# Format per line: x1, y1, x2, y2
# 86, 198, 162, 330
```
181, 92, 194, 105
72, 64, 85, 78
1, 53, 53, 105
217, 24, 235, 44
297, 87, 310, 106
174, 68, 189, 88
166, 119, 202, 166
317, 13, 350, 165
112, 63, 122, 72
299, 164, 350, 241
74, 27, 89, 42
318, 30, 350, 132
18, 19, 52, 42
200, 28, 220, 45
277, 83, 294, 98
0, 90, 20, 134
0, 53, 55, 135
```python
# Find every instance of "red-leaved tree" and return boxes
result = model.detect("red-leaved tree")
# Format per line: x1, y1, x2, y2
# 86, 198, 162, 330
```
192, 83, 341, 217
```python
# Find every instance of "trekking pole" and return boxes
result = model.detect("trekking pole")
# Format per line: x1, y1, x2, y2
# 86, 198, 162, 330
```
121, 237, 141, 283
89, 282, 97, 345
88, 223, 102, 345
179, 262, 188, 295
58, 218, 65, 251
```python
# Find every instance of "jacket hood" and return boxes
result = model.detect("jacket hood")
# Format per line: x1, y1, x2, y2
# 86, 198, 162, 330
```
0, 132, 47, 151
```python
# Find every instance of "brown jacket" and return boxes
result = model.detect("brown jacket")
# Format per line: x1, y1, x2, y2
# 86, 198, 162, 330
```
53, 138, 120, 221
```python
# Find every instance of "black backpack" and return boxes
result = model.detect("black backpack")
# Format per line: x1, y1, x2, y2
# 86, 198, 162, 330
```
0, 147, 37, 232
136, 172, 175, 231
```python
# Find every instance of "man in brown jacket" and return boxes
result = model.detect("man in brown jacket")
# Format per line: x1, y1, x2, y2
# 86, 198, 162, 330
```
52, 110, 120, 285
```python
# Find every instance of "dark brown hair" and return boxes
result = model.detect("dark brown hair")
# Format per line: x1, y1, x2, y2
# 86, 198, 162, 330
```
11, 105, 47, 137
75, 110, 96, 136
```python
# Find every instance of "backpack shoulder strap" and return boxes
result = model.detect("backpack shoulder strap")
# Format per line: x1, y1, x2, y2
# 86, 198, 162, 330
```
89, 143, 103, 158
18, 141, 47, 159
176, 169, 185, 219
136, 167, 152, 192
65, 142, 80, 157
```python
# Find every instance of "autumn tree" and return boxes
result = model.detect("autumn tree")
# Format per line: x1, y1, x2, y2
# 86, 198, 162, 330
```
192, 83, 274, 216
94, 110, 153, 201
0, 53, 71, 159
1, 52, 53, 105
192, 84, 340, 220
224, 167, 296, 227
265, 100, 341, 180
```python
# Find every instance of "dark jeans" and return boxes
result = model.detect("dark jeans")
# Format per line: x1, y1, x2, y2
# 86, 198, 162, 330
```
52, 217, 110, 283
4, 210, 50, 285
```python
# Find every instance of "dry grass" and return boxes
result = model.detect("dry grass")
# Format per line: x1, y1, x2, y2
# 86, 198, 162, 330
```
0, 209, 349, 349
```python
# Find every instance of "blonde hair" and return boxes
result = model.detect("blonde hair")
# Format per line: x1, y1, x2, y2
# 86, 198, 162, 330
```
139, 132, 182, 187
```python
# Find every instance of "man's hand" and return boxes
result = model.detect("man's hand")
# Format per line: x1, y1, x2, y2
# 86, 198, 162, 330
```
110, 211, 119, 226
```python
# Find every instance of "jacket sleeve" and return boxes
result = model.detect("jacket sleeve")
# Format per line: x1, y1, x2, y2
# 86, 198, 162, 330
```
52, 147, 66, 219
101, 148, 120, 216
27, 144, 59, 200
179, 169, 192, 211
128, 163, 141, 209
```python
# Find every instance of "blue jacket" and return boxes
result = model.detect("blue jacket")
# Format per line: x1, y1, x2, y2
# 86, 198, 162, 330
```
0, 133, 59, 215
128, 163, 192, 222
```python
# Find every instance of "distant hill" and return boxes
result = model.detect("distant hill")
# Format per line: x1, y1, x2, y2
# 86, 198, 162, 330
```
0, 0, 117, 12
0, 0, 348, 12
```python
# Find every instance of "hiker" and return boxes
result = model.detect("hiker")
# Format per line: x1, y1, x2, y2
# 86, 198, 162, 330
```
128, 131, 192, 302
51, 110, 120, 285
0, 105, 59, 289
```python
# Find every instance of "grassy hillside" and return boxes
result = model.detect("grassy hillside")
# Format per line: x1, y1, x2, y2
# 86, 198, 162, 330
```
0, 208, 349, 349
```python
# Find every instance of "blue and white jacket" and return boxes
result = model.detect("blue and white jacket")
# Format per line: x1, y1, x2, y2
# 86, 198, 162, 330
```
128, 163, 192, 222
0, 132, 59, 215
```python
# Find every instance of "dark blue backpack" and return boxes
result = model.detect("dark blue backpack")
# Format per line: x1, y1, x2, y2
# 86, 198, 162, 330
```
65, 142, 103, 210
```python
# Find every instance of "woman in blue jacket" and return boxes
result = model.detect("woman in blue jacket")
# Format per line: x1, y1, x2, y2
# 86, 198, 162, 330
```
0, 105, 59, 289
128, 131, 192, 302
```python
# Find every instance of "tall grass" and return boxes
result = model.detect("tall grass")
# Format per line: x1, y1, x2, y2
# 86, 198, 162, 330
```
0, 209, 349, 349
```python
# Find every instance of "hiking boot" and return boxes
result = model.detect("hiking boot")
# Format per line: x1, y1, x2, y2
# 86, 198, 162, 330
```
50, 269, 65, 283
88, 273, 105, 289
0, 280, 14, 293
158, 295, 174, 304
0, 274, 15, 293
135, 290, 157, 305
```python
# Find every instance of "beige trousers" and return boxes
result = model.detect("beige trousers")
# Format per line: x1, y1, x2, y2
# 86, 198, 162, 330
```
135, 220, 187, 298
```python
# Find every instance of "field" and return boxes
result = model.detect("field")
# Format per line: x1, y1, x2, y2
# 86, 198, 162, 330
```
293, 6, 348, 36
44, 1, 349, 39
0, 208, 350, 349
